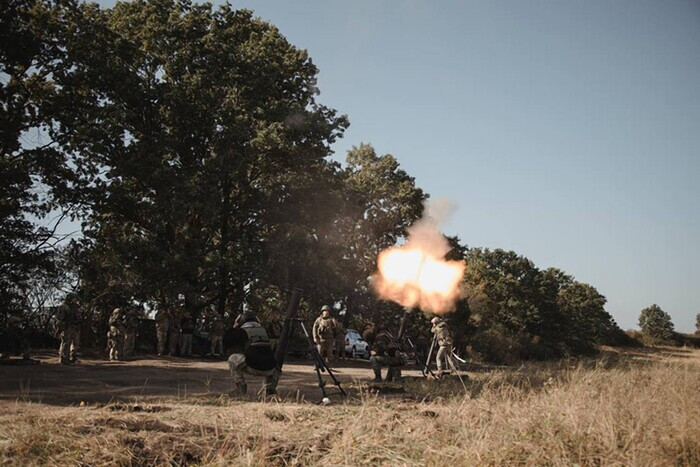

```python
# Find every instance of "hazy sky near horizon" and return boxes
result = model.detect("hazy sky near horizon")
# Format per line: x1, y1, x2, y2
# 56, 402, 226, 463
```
95, 0, 700, 331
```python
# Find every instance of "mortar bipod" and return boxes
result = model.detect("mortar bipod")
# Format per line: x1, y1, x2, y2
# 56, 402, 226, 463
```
293, 318, 347, 400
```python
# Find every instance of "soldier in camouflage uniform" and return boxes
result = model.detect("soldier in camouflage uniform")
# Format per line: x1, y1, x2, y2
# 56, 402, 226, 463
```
369, 327, 405, 382
122, 307, 141, 358
228, 311, 279, 396
107, 307, 126, 361
1, 313, 30, 361
154, 307, 172, 356
312, 305, 336, 365
167, 310, 181, 356
208, 312, 225, 356
333, 317, 346, 362
431, 317, 453, 375
56, 293, 81, 364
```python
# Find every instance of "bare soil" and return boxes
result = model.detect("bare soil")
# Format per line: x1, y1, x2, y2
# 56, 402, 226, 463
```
0, 350, 426, 405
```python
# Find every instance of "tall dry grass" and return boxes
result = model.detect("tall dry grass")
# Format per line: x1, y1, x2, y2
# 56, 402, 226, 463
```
1, 349, 699, 466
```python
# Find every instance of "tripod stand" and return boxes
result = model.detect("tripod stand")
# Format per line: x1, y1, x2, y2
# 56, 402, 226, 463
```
291, 318, 346, 399
424, 335, 468, 391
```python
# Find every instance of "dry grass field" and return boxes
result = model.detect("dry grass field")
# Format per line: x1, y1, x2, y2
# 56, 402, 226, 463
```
1, 346, 699, 466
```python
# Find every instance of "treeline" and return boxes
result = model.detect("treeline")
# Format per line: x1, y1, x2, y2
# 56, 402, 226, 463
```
2, 0, 627, 361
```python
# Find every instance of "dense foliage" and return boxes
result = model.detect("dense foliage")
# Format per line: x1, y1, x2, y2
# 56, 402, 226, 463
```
2, 0, 629, 360
638, 304, 675, 341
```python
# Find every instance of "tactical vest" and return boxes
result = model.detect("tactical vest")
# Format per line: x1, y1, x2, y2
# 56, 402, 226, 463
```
241, 321, 270, 350
434, 324, 453, 346
316, 317, 334, 339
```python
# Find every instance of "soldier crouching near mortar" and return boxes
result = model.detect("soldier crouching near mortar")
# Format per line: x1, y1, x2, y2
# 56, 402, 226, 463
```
369, 326, 406, 382
228, 311, 279, 397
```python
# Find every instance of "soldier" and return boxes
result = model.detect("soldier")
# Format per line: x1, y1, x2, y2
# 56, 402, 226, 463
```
208, 312, 225, 356
154, 306, 172, 356
107, 307, 126, 361
122, 307, 141, 358
312, 305, 336, 364
179, 312, 195, 356
167, 310, 181, 356
333, 316, 346, 362
431, 317, 453, 376
0, 313, 30, 361
369, 327, 405, 382
228, 311, 279, 396
56, 293, 81, 364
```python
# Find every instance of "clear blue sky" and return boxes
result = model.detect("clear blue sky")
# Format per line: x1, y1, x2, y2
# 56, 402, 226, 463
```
96, 0, 700, 331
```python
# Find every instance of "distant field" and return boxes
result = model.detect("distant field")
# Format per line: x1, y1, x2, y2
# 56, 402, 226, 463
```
1, 347, 698, 465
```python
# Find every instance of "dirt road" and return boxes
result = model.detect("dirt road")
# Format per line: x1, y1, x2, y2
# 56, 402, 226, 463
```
0, 351, 425, 405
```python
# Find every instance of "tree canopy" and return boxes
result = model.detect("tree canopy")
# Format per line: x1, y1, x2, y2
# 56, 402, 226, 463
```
2, 0, 628, 361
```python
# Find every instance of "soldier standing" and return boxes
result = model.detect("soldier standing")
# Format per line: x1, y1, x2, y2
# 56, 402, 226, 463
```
369, 327, 405, 382
167, 310, 181, 356
122, 307, 140, 357
56, 293, 81, 364
179, 312, 195, 356
209, 312, 225, 356
312, 305, 336, 364
1, 313, 30, 361
227, 311, 279, 396
431, 317, 453, 376
107, 307, 126, 361
154, 307, 171, 356
333, 316, 346, 362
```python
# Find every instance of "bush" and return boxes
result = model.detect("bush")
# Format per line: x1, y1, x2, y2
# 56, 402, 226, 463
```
638, 304, 675, 341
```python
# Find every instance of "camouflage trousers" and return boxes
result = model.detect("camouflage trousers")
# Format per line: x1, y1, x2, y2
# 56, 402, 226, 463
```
179, 333, 192, 356
107, 326, 124, 361
58, 326, 79, 363
228, 353, 279, 395
370, 355, 405, 381
210, 335, 223, 355
435, 343, 453, 372
155, 325, 167, 355
335, 335, 345, 360
168, 330, 179, 355
316, 339, 334, 363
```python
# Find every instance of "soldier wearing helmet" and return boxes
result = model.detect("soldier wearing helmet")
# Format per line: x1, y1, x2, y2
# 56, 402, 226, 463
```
312, 305, 336, 365
228, 310, 279, 396
431, 316, 453, 376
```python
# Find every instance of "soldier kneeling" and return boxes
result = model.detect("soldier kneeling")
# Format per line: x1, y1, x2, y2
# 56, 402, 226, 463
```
369, 328, 406, 382
228, 311, 279, 397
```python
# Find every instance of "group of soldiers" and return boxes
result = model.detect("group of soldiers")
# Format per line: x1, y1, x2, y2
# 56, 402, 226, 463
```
47, 294, 455, 395
106, 306, 142, 361
153, 307, 225, 358
311, 305, 455, 383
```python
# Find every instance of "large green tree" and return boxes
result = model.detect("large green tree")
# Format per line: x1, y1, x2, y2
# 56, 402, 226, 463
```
46, 0, 348, 317
0, 0, 82, 318
638, 304, 674, 341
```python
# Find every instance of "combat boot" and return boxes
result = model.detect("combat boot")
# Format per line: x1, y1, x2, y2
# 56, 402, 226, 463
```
385, 368, 394, 382
373, 368, 382, 382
